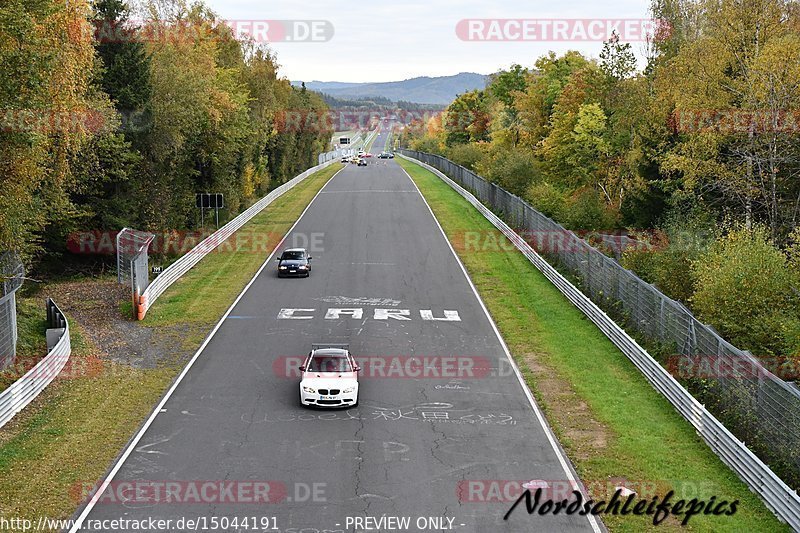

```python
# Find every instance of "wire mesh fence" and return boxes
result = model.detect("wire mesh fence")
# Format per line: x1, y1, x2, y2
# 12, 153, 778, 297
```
116, 228, 154, 289
0, 252, 24, 371
401, 149, 800, 484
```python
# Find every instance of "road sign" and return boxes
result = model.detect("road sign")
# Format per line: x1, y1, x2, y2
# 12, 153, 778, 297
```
195, 193, 225, 228
196, 193, 224, 209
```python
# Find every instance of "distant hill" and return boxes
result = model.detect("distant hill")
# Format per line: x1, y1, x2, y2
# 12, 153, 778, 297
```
291, 73, 488, 105
295, 81, 363, 91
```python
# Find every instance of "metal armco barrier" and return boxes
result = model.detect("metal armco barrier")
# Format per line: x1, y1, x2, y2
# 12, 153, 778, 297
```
399, 152, 800, 530
0, 299, 71, 428
137, 156, 342, 319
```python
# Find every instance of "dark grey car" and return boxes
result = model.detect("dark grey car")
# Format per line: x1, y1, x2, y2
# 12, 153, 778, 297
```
277, 248, 312, 277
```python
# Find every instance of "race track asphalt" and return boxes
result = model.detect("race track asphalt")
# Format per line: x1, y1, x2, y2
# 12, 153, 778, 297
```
75, 126, 600, 533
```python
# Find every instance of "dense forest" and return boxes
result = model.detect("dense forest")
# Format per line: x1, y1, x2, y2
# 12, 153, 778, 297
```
401, 0, 800, 368
0, 0, 331, 265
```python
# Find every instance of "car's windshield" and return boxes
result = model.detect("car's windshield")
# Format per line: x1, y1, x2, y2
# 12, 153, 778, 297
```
307, 355, 352, 373
281, 251, 305, 260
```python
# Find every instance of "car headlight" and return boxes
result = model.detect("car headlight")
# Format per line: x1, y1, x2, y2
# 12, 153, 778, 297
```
342, 386, 356, 394
302, 386, 316, 394
279, 266, 287, 270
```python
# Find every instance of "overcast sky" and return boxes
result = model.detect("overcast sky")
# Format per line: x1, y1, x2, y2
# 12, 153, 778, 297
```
203, 0, 654, 83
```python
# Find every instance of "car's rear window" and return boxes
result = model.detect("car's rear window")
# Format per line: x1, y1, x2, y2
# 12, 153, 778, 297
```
307, 355, 352, 372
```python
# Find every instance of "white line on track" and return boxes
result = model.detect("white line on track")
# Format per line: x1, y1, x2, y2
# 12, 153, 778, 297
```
319, 190, 417, 194
399, 165, 604, 533
68, 165, 346, 532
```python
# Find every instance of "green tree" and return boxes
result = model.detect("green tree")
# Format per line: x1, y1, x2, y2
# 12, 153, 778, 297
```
442, 90, 489, 146
658, 0, 800, 241
692, 225, 800, 359
0, 0, 99, 259
515, 51, 594, 148
486, 64, 528, 148
92, 0, 152, 118
599, 31, 637, 80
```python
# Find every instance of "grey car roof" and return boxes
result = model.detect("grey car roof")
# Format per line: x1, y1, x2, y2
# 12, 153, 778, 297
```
312, 348, 349, 356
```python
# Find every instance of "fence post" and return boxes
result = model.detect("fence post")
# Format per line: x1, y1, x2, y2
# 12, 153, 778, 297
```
130, 261, 138, 320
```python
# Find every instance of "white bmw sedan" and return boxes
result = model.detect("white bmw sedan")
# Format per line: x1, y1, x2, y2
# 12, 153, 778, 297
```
299, 346, 360, 408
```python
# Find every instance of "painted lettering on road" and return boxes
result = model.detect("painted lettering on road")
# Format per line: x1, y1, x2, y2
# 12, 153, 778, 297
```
277, 309, 315, 319
277, 308, 461, 321
242, 403, 516, 426
374, 308, 411, 321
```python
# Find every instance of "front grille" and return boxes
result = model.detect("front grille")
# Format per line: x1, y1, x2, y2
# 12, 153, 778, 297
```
330, 389, 340, 395
318, 400, 341, 405
318, 389, 328, 395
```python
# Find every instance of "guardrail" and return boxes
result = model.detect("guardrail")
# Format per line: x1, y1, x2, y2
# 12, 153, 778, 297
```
0, 299, 71, 428
362, 127, 379, 151
137, 158, 342, 319
399, 152, 800, 530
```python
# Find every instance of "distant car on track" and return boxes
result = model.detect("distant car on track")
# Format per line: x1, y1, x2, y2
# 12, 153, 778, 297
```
300, 344, 360, 407
276, 248, 312, 277
378, 152, 394, 159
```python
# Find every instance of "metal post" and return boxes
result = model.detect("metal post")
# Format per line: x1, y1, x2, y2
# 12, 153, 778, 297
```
130, 261, 137, 319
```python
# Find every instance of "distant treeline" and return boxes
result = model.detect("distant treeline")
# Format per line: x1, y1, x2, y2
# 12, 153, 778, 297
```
317, 92, 445, 112
401, 0, 800, 366
0, 0, 331, 263
319, 93, 394, 109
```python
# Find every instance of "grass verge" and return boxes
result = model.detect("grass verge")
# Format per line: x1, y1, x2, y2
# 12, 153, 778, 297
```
0, 163, 342, 526
397, 157, 787, 532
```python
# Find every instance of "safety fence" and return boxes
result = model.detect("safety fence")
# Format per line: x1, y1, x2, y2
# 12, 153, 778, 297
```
0, 252, 24, 370
399, 151, 800, 529
136, 156, 342, 319
0, 299, 71, 428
